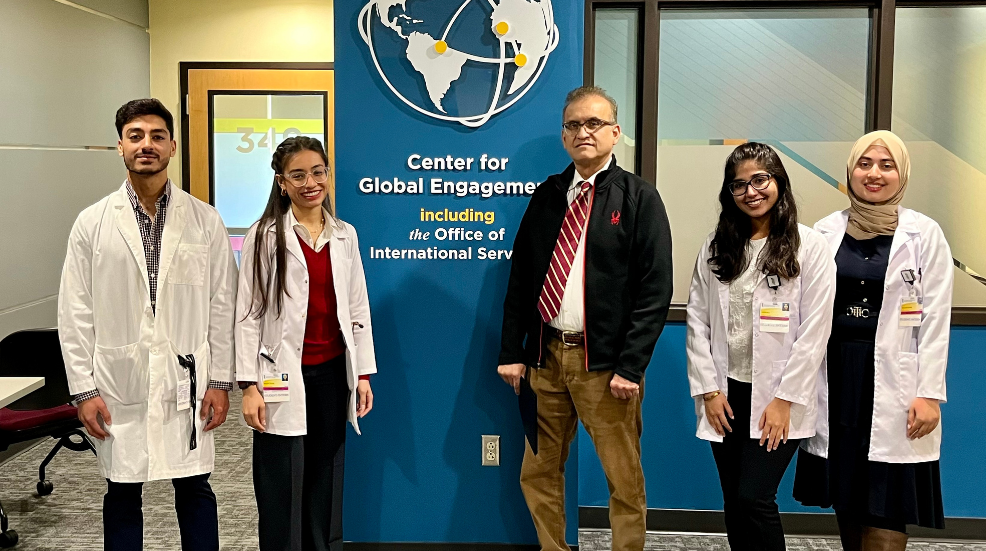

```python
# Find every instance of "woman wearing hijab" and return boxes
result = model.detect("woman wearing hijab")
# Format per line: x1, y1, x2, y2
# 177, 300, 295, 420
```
795, 131, 952, 550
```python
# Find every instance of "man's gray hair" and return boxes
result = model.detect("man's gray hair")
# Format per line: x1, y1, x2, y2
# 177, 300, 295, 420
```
562, 85, 618, 122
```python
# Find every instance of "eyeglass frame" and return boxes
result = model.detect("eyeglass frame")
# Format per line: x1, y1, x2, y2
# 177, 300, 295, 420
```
278, 166, 331, 187
562, 118, 617, 135
726, 172, 773, 197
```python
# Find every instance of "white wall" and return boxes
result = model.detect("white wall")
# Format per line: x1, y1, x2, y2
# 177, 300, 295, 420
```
0, 0, 150, 339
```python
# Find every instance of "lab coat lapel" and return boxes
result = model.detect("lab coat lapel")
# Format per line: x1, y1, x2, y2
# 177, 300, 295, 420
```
158, 184, 188, 288
815, 210, 849, 256
888, 207, 919, 268
282, 212, 308, 269
114, 188, 150, 294
329, 222, 351, 295
716, 279, 729, 329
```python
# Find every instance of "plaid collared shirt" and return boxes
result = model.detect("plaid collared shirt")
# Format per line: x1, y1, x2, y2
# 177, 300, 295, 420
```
73, 181, 231, 403
126, 180, 170, 313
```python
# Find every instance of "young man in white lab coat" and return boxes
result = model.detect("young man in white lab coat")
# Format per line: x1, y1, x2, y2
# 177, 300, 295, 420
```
58, 99, 237, 551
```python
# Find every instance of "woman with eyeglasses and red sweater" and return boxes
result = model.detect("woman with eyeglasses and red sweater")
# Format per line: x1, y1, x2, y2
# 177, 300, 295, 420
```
234, 136, 378, 551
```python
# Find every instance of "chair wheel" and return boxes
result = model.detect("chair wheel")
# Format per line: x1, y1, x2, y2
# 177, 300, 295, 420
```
37, 479, 53, 496
0, 529, 18, 548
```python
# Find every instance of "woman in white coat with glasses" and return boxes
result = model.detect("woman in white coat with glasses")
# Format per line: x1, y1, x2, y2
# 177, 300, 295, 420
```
234, 136, 378, 551
687, 142, 836, 550
795, 131, 951, 550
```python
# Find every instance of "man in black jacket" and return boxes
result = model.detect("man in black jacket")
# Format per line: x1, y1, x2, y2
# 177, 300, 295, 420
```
498, 86, 673, 551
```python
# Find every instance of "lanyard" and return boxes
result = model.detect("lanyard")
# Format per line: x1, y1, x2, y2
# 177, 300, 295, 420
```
177, 354, 198, 451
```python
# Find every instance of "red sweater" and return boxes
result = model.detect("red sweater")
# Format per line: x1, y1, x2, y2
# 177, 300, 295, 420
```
296, 234, 370, 380
298, 234, 347, 365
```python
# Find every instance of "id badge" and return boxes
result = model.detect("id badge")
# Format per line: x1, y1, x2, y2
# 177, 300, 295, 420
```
760, 302, 791, 333
262, 369, 290, 403
899, 297, 923, 327
177, 378, 191, 411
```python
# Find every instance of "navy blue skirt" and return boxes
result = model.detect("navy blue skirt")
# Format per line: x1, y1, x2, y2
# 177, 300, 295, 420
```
793, 340, 945, 529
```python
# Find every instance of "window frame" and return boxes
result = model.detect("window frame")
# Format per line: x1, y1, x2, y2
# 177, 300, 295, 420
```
585, 0, 986, 323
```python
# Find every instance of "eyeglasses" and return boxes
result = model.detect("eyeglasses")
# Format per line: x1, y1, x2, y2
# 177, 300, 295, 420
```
562, 118, 616, 135
727, 173, 773, 196
279, 167, 330, 187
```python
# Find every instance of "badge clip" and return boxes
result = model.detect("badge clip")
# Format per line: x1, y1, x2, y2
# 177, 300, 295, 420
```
766, 274, 781, 290
901, 269, 916, 285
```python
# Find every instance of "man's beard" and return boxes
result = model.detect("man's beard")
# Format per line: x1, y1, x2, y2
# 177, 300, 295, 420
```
125, 155, 169, 175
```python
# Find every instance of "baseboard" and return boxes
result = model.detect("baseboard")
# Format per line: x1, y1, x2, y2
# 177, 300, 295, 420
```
345, 544, 574, 551
579, 506, 986, 541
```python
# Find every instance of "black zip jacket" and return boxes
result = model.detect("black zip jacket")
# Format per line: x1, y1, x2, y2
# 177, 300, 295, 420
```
498, 157, 673, 383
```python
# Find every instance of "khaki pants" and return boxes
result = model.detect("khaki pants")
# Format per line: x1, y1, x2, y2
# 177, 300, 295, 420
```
520, 335, 646, 551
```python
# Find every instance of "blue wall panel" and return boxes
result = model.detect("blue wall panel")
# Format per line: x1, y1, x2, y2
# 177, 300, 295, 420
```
335, 0, 583, 544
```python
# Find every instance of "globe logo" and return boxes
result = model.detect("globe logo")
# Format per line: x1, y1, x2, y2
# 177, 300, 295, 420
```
358, 0, 560, 128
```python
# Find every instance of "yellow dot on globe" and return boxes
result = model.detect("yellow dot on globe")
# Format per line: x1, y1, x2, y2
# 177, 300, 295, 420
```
435, 40, 448, 54
514, 53, 528, 67
495, 21, 509, 35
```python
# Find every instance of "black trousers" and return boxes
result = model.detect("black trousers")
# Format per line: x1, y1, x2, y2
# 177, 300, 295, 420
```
253, 356, 350, 551
711, 379, 800, 551
103, 473, 218, 551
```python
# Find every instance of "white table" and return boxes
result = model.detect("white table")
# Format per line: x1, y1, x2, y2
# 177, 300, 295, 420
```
0, 377, 45, 408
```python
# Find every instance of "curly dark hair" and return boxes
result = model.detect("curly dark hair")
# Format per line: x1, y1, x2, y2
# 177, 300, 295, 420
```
709, 142, 801, 283
247, 136, 334, 319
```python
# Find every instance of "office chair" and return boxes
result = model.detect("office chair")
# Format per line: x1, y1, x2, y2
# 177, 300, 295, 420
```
0, 329, 96, 548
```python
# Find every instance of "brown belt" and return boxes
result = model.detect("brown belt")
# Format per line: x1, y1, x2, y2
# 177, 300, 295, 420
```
547, 326, 584, 347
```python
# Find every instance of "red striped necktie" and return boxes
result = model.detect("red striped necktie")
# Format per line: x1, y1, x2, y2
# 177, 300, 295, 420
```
538, 181, 593, 323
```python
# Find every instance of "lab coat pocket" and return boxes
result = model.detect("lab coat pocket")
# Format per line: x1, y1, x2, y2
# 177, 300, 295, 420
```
898, 352, 919, 407
170, 243, 209, 286
93, 342, 146, 405
770, 360, 787, 395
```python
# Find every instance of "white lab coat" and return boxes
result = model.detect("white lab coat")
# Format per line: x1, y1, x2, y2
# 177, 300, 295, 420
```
234, 213, 377, 436
802, 207, 952, 463
686, 224, 836, 441
58, 182, 237, 483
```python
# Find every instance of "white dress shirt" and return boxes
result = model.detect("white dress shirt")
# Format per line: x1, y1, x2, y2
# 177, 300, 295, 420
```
288, 206, 333, 252
726, 237, 767, 383
549, 158, 612, 332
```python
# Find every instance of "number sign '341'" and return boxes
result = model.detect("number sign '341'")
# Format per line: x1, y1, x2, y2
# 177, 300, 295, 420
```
234, 127, 305, 154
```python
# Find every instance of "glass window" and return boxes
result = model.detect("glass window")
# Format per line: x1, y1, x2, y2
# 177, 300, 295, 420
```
656, 9, 870, 303
594, 8, 639, 173
211, 92, 327, 234
893, 7, 986, 306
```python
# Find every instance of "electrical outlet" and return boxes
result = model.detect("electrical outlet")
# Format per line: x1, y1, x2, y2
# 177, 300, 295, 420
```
481, 435, 500, 466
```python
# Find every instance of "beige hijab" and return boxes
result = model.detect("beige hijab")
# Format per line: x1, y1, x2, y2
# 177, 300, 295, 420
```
845, 130, 910, 240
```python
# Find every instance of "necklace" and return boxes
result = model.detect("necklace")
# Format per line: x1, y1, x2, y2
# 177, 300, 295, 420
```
309, 216, 324, 239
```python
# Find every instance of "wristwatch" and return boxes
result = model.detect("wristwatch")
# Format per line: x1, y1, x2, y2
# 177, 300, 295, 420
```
238, 381, 256, 390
